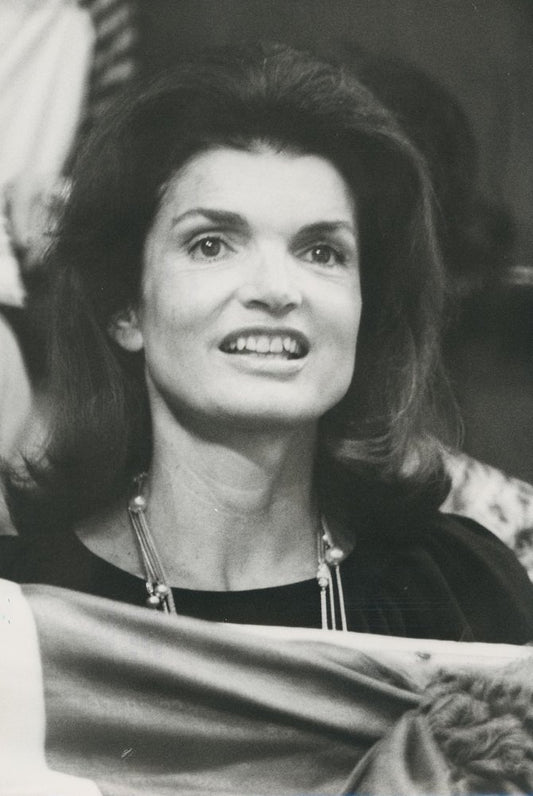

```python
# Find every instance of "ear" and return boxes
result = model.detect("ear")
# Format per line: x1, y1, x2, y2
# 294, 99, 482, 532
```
107, 307, 144, 352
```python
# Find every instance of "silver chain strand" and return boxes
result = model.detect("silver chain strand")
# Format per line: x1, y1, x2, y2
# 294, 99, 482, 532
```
317, 515, 348, 631
128, 473, 347, 629
128, 475, 177, 614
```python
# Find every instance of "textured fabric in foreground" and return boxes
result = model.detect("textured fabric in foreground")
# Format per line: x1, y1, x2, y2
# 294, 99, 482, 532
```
1, 579, 532, 795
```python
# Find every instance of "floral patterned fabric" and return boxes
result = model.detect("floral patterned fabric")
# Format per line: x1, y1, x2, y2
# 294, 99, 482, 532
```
441, 450, 533, 580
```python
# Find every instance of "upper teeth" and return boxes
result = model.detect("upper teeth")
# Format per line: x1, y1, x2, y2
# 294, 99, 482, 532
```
225, 334, 302, 356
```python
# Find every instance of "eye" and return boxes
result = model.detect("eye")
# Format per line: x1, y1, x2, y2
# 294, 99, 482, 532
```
301, 244, 345, 267
189, 235, 230, 260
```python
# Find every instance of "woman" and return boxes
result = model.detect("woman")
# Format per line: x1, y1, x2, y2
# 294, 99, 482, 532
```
1, 41, 532, 641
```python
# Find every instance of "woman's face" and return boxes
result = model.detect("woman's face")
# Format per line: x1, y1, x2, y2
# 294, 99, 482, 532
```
119, 147, 361, 431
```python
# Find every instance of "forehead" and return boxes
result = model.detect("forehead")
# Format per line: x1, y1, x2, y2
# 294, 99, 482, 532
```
156, 146, 357, 229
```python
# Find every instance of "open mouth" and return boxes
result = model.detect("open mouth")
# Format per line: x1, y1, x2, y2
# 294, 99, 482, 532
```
219, 331, 308, 360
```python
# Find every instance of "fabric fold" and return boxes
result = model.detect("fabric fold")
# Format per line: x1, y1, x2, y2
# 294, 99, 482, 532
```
1, 579, 533, 795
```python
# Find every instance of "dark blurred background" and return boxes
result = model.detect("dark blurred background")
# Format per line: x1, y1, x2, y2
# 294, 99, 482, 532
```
134, 0, 533, 482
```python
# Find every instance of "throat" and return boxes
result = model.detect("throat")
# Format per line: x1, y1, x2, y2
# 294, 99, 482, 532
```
129, 473, 322, 591
127, 477, 349, 630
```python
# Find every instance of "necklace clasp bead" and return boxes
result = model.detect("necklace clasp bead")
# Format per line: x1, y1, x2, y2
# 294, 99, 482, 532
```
325, 546, 343, 565
146, 594, 163, 609
129, 494, 147, 513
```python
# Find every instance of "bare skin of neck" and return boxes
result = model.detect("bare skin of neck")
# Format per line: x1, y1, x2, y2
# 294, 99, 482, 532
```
76, 409, 321, 591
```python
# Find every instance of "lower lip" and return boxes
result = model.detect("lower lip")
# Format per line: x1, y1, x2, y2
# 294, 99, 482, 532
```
219, 351, 306, 376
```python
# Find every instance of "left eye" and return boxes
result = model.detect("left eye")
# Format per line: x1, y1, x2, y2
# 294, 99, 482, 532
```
301, 244, 343, 267
189, 235, 229, 260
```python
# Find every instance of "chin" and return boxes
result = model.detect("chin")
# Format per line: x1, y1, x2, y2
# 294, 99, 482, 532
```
158, 382, 347, 433
208, 399, 333, 431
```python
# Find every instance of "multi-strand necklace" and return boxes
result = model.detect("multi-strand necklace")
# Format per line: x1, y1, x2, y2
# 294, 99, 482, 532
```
127, 474, 348, 631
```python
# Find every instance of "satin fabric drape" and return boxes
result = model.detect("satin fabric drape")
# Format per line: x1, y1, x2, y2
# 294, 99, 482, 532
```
1, 579, 531, 795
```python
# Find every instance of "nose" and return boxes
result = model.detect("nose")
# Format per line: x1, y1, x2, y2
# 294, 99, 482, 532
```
236, 244, 302, 313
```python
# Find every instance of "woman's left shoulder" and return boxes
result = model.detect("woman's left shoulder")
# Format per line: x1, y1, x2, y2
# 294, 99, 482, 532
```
422, 510, 529, 575
427, 510, 526, 556
428, 510, 510, 541
419, 510, 533, 641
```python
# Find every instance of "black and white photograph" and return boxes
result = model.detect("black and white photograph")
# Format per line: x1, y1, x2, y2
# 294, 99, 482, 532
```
1, 2, 533, 794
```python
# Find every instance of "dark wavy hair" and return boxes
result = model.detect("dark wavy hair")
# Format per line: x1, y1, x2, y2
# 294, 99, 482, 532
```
8, 42, 451, 534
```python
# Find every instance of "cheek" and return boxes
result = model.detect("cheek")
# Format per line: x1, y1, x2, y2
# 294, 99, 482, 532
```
321, 290, 362, 394
326, 286, 362, 355
141, 270, 204, 344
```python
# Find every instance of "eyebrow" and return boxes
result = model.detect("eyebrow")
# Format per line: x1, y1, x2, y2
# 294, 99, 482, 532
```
171, 208, 248, 229
171, 209, 356, 238
294, 221, 356, 239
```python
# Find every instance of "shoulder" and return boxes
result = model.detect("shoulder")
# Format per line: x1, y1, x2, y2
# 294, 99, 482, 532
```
344, 508, 533, 643
357, 507, 528, 577
0, 534, 27, 581
415, 511, 533, 642
409, 509, 530, 585
0, 531, 84, 585
423, 510, 527, 565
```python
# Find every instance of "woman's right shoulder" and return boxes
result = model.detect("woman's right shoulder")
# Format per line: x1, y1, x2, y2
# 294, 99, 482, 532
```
0, 534, 26, 581
0, 532, 79, 584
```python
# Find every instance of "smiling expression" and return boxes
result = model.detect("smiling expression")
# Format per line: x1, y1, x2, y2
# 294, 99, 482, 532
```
118, 147, 362, 431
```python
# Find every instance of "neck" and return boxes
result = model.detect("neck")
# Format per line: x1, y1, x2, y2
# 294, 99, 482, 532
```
141, 417, 319, 589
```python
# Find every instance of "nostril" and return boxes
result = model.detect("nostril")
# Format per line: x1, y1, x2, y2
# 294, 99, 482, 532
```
244, 295, 300, 313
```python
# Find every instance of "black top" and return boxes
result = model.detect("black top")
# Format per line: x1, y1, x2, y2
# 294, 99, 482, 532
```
1, 513, 533, 643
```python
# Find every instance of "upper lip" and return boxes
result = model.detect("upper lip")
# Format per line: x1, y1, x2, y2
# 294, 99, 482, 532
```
219, 326, 310, 357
